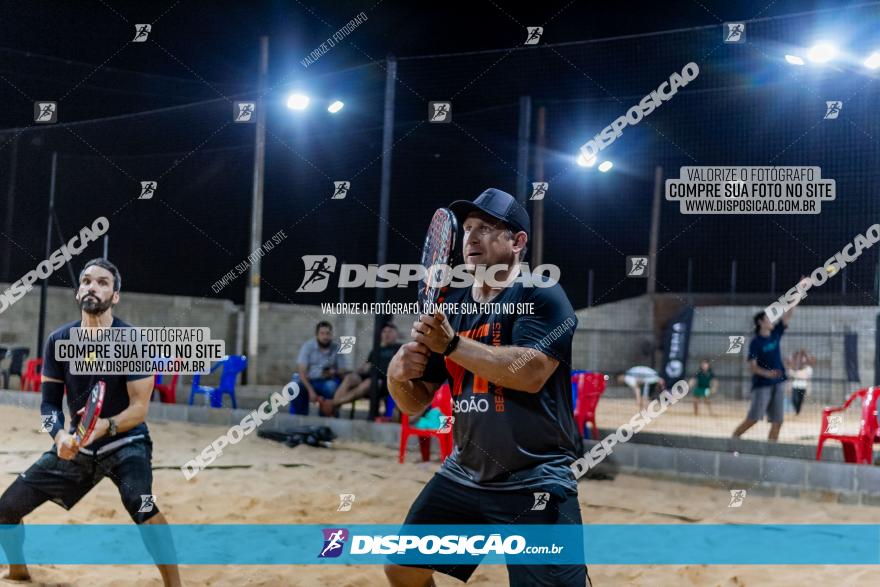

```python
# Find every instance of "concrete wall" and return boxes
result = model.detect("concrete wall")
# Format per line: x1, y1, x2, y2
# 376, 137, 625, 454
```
0, 282, 418, 385
572, 296, 655, 371
2, 283, 876, 395
571, 294, 878, 403
688, 304, 876, 402
585, 439, 880, 504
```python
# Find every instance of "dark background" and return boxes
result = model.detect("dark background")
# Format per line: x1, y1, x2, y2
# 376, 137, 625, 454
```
1, 0, 878, 308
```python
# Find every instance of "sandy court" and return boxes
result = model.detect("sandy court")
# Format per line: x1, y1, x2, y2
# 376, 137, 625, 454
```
0, 403, 876, 586
593, 394, 848, 445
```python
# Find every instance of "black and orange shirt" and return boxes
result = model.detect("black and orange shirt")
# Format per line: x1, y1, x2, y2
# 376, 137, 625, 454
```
420, 278, 581, 493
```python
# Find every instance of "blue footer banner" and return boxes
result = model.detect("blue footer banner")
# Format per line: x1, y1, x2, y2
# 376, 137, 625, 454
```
0, 525, 878, 565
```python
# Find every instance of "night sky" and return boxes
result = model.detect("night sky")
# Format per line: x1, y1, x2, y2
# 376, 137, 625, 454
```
1, 0, 878, 309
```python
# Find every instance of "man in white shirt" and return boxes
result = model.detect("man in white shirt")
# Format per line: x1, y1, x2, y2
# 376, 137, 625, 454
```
616, 365, 663, 410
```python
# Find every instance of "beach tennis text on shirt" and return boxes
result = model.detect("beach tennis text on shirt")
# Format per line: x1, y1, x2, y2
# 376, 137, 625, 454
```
53, 327, 225, 375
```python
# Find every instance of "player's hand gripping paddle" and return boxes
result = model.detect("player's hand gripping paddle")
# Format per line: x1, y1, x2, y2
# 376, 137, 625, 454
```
418, 208, 458, 315
75, 380, 106, 446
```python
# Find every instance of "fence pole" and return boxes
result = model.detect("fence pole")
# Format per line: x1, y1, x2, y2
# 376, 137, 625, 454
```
587, 269, 594, 307
515, 96, 531, 206
730, 259, 737, 301
686, 257, 693, 294
647, 166, 662, 295
770, 260, 776, 294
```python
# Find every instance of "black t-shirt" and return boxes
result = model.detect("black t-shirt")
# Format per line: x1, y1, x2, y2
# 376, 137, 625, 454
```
368, 343, 402, 379
420, 279, 581, 493
42, 317, 150, 451
748, 322, 787, 388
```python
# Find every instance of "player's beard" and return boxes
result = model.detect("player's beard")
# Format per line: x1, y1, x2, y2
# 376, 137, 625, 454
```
78, 293, 113, 315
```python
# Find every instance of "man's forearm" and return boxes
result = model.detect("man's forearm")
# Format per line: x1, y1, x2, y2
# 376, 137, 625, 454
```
448, 337, 546, 392
106, 403, 148, 434
388, 377, 434, 416
298, 368, 316, 393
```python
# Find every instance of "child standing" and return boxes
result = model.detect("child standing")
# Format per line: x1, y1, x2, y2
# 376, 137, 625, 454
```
688, 359, 716, 416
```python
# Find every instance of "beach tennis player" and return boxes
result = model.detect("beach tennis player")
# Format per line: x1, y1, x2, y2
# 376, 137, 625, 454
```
733, 305, 795, 442
0, 259, 181, 586
385, 189, 589, 586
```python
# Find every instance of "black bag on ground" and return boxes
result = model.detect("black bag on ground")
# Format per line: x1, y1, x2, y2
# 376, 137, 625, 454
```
257, 426, 337, 448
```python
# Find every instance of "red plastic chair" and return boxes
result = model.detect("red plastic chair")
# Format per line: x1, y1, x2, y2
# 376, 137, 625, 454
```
153, 373, 179, 404
21, 359, 42, 392
572, 371, 607, 439
816, 386, 880, 464
399, 383, 453, 464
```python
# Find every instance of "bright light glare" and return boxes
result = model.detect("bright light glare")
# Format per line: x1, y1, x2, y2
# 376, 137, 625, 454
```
576, 152, 597, 167
328, 100, 344, 113
784, 54, 805, 65
807, 42, 837, 63
598, 160, 613, 173
864, 52, 880, 69
286, 93, 310, 110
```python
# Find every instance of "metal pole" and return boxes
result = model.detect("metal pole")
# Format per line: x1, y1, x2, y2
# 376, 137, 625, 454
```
243, 36, 269, 384
647, 166, 663, 295
875, 313, 880, 386
339, 261, 346, 304
686, 258, 693, 294
532, 106, 545, 266
515, 96, 531, 207
375, 56, 396, 300
371, 55, 397, 420
875, 251, 880, 304
37, 152, 57, 358
2, 135, 19, 282
587, 269, 594, 307
50, 209, 76, 286
730, 259, 737, 297
770, 261, 776, 294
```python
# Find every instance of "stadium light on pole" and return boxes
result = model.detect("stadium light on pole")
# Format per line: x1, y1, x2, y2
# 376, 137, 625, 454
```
598, 160, 613, 173
286, 93, 310, 110
576, 152, 597, 167
327, 100, 344, 113
245, 36, 269, 385
864, 52, 880, 69
806, 42, 838, 63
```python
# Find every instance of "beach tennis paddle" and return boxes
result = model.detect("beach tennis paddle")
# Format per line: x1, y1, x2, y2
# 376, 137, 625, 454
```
418, 208, 458, 315
75, 380, 106, 446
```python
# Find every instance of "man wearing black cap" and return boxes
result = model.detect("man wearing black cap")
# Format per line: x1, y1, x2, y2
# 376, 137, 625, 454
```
385, 189, 589, 586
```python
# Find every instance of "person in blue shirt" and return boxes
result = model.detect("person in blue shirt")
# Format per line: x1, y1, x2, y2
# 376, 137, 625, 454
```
732, 306, 795, 442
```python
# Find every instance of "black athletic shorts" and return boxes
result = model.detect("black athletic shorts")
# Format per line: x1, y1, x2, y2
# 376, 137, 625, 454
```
396, 473, 590, 586
13, 437, 159, 523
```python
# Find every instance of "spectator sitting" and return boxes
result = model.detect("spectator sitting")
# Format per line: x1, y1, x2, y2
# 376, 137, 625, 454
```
322, 322, 401, 417
292, 321, 349, 416
615, 365, 663, 410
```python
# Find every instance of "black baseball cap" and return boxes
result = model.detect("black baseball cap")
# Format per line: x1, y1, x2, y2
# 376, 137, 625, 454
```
449, 188, 531, 237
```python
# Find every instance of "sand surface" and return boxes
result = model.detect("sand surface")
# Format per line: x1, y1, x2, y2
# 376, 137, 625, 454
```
0, 403, 876, 586
594, 394, 846, 446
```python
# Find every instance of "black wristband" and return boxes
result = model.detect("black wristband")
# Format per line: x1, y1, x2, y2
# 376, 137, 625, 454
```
39, 380, 66, 439
443, 334, 461, 357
